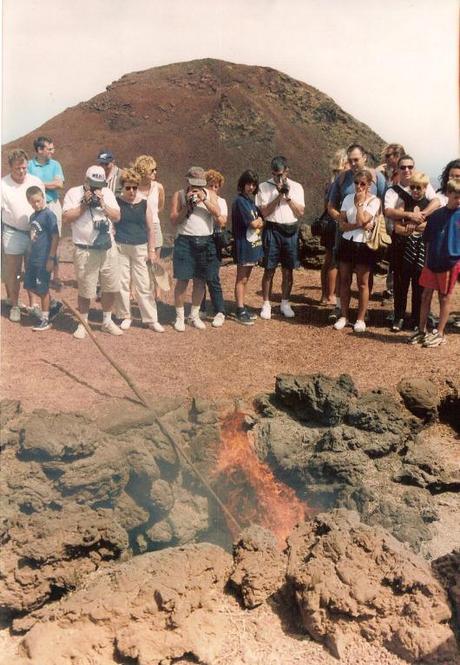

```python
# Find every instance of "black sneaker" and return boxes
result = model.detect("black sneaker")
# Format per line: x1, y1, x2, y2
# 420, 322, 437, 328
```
32, 318, 51, 331
244, 308, 258, 320
237, 310, 255, 326
49, 300, 63, 322
391, 318, 404, 332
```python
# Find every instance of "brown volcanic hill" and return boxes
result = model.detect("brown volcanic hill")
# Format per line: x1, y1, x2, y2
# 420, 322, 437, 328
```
3, 58, 386, 226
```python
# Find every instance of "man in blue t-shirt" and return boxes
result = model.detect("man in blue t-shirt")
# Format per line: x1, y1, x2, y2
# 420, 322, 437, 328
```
27, 136, 65, 285
23, 186, 62, 331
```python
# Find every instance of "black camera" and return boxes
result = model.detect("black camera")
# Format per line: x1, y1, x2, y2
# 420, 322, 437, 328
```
88, 189, 101, 208
94, 220, 110, 233
279, 182, 290, 195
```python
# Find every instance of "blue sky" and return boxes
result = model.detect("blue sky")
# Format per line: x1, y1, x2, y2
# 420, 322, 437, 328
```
3, 0, 458, 182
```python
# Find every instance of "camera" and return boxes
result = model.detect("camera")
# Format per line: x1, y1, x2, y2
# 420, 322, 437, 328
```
88, 189, 101, 208
189, 193, 199, 206
94, 220, 110, 233
279, 181, 290, 195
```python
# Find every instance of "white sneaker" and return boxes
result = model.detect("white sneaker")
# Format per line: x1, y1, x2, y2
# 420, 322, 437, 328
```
120, 318, 132, 331
174, 318, 186, 332
9, 305, 21, 322
354, 320, 366, 333
73, 323, 87, 339
260, 303, 272, 320
333, 316, 348, 330
101, 320, 123, 336
149, 322, 165, 333
280, 302, 295, 318
212, 312, 225, 328
190, 316, 206, 330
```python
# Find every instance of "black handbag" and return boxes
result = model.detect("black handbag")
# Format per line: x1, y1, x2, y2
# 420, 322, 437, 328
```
213, 228, 233, 251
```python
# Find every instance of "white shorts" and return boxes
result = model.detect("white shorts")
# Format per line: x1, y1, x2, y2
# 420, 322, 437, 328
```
73, 244, 120, 299
2, 225, 31, 255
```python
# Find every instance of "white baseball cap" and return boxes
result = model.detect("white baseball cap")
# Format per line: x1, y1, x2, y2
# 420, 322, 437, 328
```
85, 165, 107, 188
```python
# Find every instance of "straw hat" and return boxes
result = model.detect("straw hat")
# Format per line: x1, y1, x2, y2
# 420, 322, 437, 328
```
148, 260, 171, 291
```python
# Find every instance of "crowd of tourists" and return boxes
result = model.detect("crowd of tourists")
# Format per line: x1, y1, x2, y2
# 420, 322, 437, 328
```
1, 137, 459, 348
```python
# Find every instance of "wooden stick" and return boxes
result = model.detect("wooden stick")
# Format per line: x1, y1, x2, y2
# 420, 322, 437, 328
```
62, 299, 242, 534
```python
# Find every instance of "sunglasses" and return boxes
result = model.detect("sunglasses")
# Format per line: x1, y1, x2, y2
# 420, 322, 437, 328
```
354, 181, 367, 187
124, 185, 138, 191
409, 185, 423, 191
150, 168, 157, 173
400, 165, 414, 171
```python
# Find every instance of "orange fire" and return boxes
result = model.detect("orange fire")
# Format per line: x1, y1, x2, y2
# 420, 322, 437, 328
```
214, 412, 307, 549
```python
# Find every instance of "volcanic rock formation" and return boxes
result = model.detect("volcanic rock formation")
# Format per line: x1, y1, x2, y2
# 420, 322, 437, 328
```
2, 58, 386, 227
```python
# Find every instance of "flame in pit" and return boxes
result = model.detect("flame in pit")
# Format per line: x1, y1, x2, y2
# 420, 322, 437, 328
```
214, 412, 308, 549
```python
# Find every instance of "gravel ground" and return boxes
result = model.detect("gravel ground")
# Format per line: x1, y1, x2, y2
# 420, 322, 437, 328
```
1, 260, 459, 419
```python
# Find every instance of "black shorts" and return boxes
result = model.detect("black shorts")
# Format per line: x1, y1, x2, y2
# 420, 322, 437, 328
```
337, 237, 377, 268
173, 235, 218, 281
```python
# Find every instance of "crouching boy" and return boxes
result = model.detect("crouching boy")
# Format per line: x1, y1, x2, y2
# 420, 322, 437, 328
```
24, 186, 61, 330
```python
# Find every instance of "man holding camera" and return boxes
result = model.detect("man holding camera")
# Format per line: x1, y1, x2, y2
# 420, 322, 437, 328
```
170, 166, 221, 332
62, 165, 121, 339
256, 155, 305, 319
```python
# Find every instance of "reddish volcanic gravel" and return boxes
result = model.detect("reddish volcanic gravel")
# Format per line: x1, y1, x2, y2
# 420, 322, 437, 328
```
1, 259, 459, 419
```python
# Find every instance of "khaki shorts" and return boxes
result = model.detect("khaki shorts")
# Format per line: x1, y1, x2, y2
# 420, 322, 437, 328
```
73, 244, 120, 299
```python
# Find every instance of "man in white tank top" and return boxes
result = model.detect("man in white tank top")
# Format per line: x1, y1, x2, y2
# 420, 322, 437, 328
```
170, 166, 221, 332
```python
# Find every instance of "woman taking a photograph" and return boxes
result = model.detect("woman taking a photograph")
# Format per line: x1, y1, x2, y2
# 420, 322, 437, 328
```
333, 168, 380, 333
232, 170, 264, 325
114, 168, 164, 332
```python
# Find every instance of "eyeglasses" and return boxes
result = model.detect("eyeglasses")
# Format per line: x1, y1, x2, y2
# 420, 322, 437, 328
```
354, 181, 367, 187
124, 185, 138, 191
409, 185, 423, 191
400, 165, 414, 171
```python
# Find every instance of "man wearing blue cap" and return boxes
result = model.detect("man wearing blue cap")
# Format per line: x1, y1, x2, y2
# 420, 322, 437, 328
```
96, 150, 123, 196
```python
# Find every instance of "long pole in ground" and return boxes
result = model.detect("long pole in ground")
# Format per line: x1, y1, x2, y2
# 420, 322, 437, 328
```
61, 299, 242, 534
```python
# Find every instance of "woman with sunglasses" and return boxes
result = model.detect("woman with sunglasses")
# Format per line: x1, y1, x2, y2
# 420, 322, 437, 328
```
333, 169, 380, 333
113, 168, 164, 332
133, 154, 164, 253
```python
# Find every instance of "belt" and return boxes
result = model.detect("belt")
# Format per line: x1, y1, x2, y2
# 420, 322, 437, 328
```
2, 222, 29, 235
74, 243, 99, 250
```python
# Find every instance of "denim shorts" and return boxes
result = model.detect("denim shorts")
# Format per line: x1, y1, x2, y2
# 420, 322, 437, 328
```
262, 222, 299, 270
173, 235, 218, 281
24, 264, 50, 295
2, 225, 31, 255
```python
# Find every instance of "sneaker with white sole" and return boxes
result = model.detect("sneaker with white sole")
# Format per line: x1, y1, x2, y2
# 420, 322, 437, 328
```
101, 320, 123, 336
73, 323, 87, 339
333, 316, 348, 330
32, 318, 51, 331
422, 331, 447, 348
408, 330, 427, 345
260, 303, 272, 320
9, 306, 21, 322
280, 302, 295, 318
148, 322, 165, 333
190, 316, 206, 330
174, 318, 186, 332
120, 318, 132, 331
354, 320, 366, 333
212, 312, 225, 328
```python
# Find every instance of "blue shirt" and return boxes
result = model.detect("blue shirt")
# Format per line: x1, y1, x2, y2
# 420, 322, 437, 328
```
29, 208, 59, 267
423, 207, 460, 272
27, 158, 64, 203
115, 198, 148, 245
231, 194, 263, 265
328, 169, 386, 210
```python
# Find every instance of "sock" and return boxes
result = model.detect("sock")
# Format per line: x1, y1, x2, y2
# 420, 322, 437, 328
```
80, 312, 88, 322
281, 299, 289, 306
102, 311, 112, 325
42, 311, 49, 321
263, 300, 271, 308
190, 305, 200, 320
175, 306, 185, 321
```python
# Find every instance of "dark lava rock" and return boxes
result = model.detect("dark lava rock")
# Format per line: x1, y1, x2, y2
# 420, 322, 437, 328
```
18, 411, 101, 460
275, 373, 357, 425
346, 388, 409, 437
398, 377, 439, 420
432, 549, 460, 630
